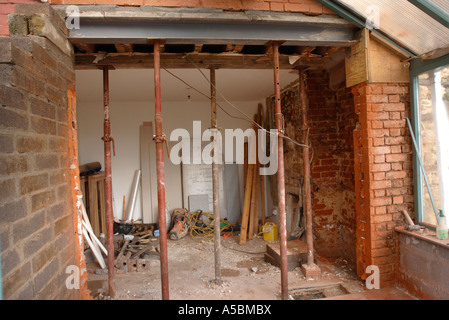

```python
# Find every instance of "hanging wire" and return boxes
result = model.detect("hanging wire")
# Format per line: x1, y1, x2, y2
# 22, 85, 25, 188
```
163, 68, 249, 123
163, 60, 310, 150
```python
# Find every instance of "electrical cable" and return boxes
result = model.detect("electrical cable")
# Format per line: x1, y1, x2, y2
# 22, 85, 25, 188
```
187, 210, 235, 240
163, 62, 310, 150
186, 211, 266, 255
163, 68, 250, 123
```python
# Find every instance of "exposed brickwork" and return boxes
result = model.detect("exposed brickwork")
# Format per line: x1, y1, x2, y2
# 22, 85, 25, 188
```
352, 82, 414, 288
269, 69, 357, 267
0, 0, 35, 38
0, 4, 81, 299
49, 0, 335, 15
336, 80, 357, 265
308, 70, 356, 263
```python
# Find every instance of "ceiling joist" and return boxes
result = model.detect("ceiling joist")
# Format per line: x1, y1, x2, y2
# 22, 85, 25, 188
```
74, 51, 331, 70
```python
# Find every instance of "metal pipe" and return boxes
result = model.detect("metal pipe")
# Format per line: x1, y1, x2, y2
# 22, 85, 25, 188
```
299, 70, 315, 266
102, 67, 115, 297
210, 68, 222, 285
272, 42, 289, 300
153, 40, 169, 300
406, 118, 439, 222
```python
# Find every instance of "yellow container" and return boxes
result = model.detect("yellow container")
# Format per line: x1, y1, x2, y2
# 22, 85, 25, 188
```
262, 222, 278, 242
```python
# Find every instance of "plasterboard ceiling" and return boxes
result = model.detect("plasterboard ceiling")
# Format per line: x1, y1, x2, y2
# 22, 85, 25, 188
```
75, 69, 298, 103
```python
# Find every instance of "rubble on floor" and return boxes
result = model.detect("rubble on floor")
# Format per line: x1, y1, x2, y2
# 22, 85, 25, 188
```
113, 224, 160, 273
85, 233, 370, 300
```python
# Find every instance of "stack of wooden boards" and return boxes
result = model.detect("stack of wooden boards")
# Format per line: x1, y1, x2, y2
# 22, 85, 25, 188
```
239, 104, 266, 245
80, 172, 107, 237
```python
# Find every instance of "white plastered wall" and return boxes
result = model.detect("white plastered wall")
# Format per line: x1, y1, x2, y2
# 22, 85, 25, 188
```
75, 68, 295, 225
77, 99, 271, 223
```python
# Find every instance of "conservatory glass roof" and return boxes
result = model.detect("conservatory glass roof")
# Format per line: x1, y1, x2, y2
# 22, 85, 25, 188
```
327, 0, 449, 57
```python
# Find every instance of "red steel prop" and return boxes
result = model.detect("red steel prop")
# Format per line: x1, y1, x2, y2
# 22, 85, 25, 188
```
153, 40, 170, 300
272, 42, 289, 300
102, 66, 115, 297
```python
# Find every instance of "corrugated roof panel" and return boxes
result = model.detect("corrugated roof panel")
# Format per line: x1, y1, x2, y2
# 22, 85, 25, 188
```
431, 0, 449, 13
338, 0, 449, 55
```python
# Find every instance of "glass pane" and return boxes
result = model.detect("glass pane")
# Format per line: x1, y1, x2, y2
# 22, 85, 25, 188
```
430, 0, 449, 14
339, 0, 449, 55
418, 65, 449, 225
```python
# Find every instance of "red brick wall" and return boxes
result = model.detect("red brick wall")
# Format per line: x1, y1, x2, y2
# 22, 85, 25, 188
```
1, 0, 335, 37
352, 82, 414, 288
270, 69, 357, 267
307, 70, 356, 263
336, 81, 357, 265
307, 70, 344, 259
49, 0, 335, 15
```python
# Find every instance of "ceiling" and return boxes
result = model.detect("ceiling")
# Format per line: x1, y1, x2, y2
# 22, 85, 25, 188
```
75, 68, 299, 103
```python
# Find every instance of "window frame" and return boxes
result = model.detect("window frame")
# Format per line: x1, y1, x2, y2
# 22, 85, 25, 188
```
410, 53, 449, 226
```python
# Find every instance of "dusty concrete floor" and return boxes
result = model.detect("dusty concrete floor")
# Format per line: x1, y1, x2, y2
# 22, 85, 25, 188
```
86, 234, 373, 300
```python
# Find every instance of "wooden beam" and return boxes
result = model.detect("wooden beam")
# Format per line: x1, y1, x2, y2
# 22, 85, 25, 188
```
225, 44, 234, 52
240, 164, 255, 245
72, 40, 96, 53
313, 46, 341, 57
264, 45, 273, 55
299, 47, 316, 55
291, 54, 332, 69
345, 29, 409, 87
345, 29, 370, 88
231, 45, 244, 53
194, 44, 203, 53
115, 43, 134, 53
140, 124, 154, 224
248, 156, 258, 240
75, 52, 330, 69
257, 104, 264, 231
248, 113, 260, 241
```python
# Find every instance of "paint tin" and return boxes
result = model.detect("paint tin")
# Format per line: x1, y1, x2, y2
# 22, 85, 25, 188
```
262, 222, 278, 242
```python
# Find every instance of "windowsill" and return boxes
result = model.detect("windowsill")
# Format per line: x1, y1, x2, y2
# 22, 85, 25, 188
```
395, 226, 449, 249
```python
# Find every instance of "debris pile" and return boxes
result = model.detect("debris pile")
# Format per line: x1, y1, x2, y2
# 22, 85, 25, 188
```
114, 224, 159, 273
150, 208, 237, 241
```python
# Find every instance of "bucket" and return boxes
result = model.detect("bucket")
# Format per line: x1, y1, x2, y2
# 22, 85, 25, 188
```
262, 222, 278, 242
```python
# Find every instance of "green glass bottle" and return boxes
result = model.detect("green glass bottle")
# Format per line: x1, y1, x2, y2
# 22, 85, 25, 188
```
436, 209, 449, 240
